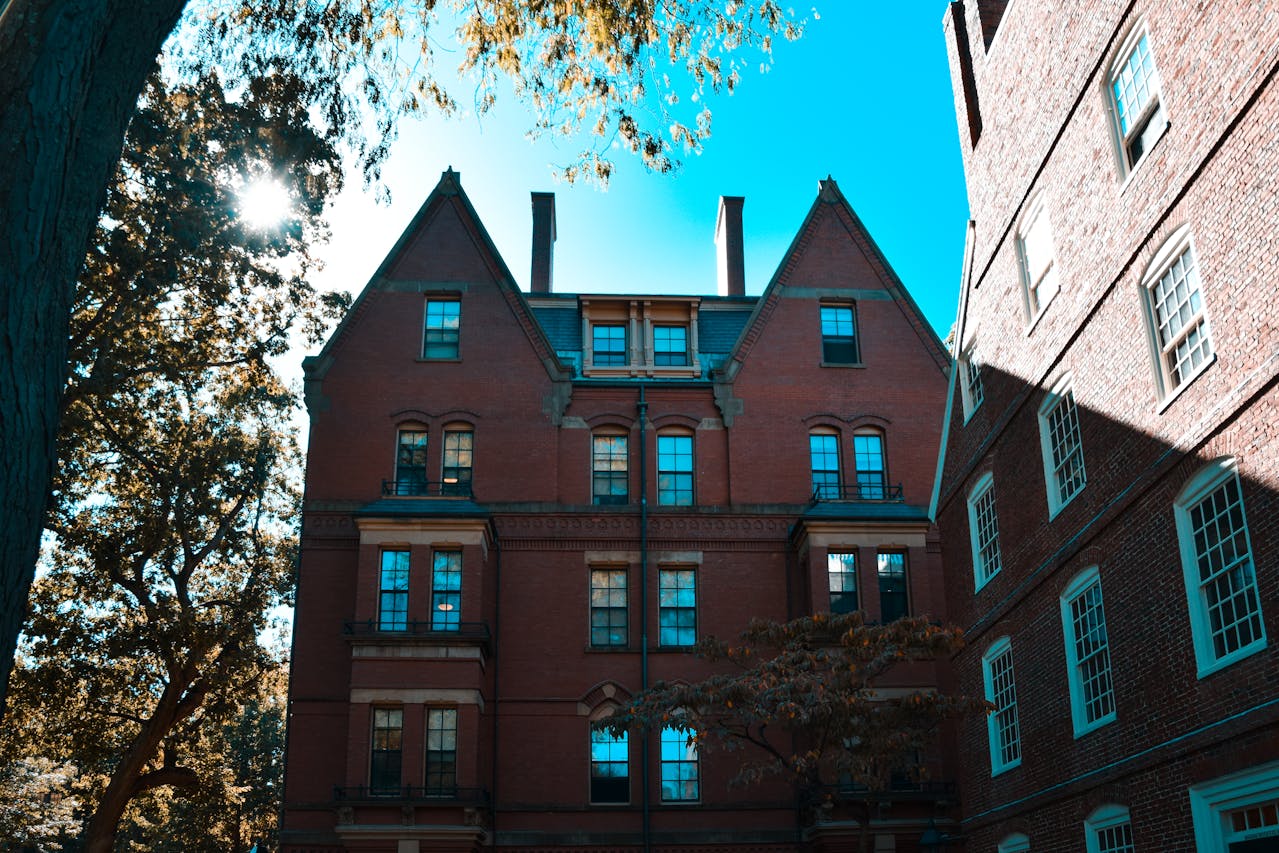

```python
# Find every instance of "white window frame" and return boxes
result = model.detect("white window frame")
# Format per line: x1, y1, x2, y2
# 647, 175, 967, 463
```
959, 346, 985, 422
1107, 24, 1168, 177
967, 472, 1002, 591
1060, 566, 1117, 737
1140, 226, 1214, 404
1037, 376, 1086, 518
1189, 761, 1279, 851
1016, 195, 1060, 324
997, 832, 1030, 853
982, 637, 1021, 776
1174, 458, 1266, 677
1085, 804, 1135, 853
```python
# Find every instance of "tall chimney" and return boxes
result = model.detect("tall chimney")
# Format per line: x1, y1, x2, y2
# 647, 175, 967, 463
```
715, 196, 745, 297
530, 192, 556, 293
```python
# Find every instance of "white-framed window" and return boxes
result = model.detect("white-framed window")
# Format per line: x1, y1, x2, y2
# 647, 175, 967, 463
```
1038, 379, 1086, 517
1141, 227, 1213, 400
998, 832, 1030, 853
660, 725, 700, 802
1085, 804, 1135, 853
1189, 761, 1279, 851
1016, 196, 1060, 321
959, 347, 985, 421
1061, 567, 1116, 736
1175, 458, 1265, 677
1108, 26, 1167, 175
967, 472, 1002, 590
983, 637, 1021, 775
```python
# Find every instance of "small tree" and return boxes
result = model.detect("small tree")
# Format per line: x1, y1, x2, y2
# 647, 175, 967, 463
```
601, 613, 986, 852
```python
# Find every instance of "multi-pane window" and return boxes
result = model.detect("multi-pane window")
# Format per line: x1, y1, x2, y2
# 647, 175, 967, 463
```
395, 429, 428, 495
378, 550, 410, 632
828, 552, 858, 615
1062, 568, 1116, 735
431, 550, 462, 631
593, 324, 627, 366
968, 474, 1002, 589
1086, 805, 1135, 853
590, 568, 628, 648
983, 638, 1021, 774
1018, 198, 1059, 318
877, 552, 909, 623
961, 349, 985, 419
810, 432, 841, 499
1146, 237, 1212, 397
590, 729, 629, 803
423, 299, 461, 359
657, 434, 694, 506
998, 834, 1031, 853
1110, 30, 1166, 173
441, 428, 473, 496
853, 432, 886, 499
425, 708, 457, 795
820, 305, 859, 364
1176, 462, 1265, 674
659, 568, 696, 647
653, 325, 689, 366
1039, 386, 1086, 515
592, 434, 628, 505
660, 726, 699, 802
370, 708, 403, 795
1189, 765, 1279, 851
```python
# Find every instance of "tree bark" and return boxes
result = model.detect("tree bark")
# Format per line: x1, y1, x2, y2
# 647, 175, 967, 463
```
0, 0, 187, 716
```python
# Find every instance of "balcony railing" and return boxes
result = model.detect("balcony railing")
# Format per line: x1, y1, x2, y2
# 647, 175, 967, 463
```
810, 483, 905, 503
381, 479, 474, 498
334, 785, 490, 805
343, 620, 491, 641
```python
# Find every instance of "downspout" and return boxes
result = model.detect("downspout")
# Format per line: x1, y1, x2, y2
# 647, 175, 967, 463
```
637, 383, 651, 853
490, 528, 502, 846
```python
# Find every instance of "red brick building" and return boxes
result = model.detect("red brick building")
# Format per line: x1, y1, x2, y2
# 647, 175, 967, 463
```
938, 0, 1279, 849
281, 171, 955, 852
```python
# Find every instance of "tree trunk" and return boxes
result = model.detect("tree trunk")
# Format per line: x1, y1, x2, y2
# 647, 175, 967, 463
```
0, 0, 187, 716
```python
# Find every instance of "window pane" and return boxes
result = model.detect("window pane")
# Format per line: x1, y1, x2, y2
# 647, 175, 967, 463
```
659, 569, 696, 646
1188, 475, 1262, 661
396, 430, 428, 495
657, 435, 694, 505
370, 708, 403, 795
985, 644, 1021, 770
820, 306, 859, 364
592, 435, 628, 504
425, 708, 457, 795
431, 550, 462, 631
877, 552, 908, 622
1150, 245, 1211, 390
590, 569, 628, 647
1045, 391, 1086, 507
1067, 577, 1116, 726
423, 300, 460, 359
853, 433, 886, 499
378, 551, 410, 631
828, 552, 858, 614
593, 325, 627, 366
971, 480, 1002, 585
810, 433, 840, 499
654, 325, 689, 366
590, 729, 629, 803
660, 726, 698, 801
442, 429, 473, 495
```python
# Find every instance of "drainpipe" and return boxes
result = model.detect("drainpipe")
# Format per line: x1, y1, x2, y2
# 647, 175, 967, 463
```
490, 528, 501, 847
637, 384, 651, 853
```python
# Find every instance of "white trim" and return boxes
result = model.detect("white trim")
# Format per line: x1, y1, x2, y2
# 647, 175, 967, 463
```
1015, 194, 1060, 326
1060, 566, 1117, 737
1084, 803, 1134, 853
1105, 22, 1167, 179
997, 832, 1030, 853
1139, 227, 1213, 403
1174, 458, 1266, 677
967, 472, 1001, 591
1037, 375, 1086, 519
983, 636, 1022, 776
1189, 760, 1279, 850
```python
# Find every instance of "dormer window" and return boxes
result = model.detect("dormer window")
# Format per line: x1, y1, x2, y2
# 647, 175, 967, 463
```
653, 325, 688, 366
580, 297, 702, 377
592, 324, 628, 366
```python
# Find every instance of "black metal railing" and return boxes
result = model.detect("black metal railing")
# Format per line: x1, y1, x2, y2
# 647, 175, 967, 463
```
381, 479, 474, 498
343, 620, 491, 641
810, 482, 905, 503
334, 785, 490, 805
805, 779, 956, 803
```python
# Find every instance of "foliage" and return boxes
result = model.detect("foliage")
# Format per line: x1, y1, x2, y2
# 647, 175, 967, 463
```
0, 71, 342, 851
0, 755, 80, 851
602, 613, 986, 791
179, 0, 805, 184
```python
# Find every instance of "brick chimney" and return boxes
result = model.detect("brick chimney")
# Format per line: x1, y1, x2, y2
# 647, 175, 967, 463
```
715, 196, 745, 297
530, 192, 556, 293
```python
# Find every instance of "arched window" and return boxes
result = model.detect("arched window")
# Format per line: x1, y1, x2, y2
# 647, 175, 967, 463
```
394, 426, 428, 495
967, 472, 1002, 589
1060, 566, 1116, 736
1107, 24, 1167, 176
1140, 226, 1213, 400
983, 637, 1021, 775
1174, 458, 1264, 676
1085, 804, 1135, 853
1037, 375, 1086, 517
592, 431, 629, 505
589, 708, 629, 804
809, 428, 841, 499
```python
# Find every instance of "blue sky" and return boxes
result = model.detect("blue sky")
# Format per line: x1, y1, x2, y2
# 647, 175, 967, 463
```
311, 3, 969, 339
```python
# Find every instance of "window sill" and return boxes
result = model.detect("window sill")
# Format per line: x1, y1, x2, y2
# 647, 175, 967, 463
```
1023, 295, 1056, 336
1154, 352, 1216, 414
1195, 638, 1267, 680
991, 758, 1021, 778
416, 357, 462, 363
974, 567, 999, 594
820, 361, 866, 369
1046, 487, 1083, 522
585, 645, 635, 653
1071, 711, 1116, 740
1117, 120, 1170, 194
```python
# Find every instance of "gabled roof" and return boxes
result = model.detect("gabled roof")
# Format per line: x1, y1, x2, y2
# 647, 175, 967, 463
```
716, 177, 951, 381
303, 169, 568, 387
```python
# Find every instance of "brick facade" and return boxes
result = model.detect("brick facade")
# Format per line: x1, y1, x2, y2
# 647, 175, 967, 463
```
939, 0, 1279, 849
281, 172, 954, 852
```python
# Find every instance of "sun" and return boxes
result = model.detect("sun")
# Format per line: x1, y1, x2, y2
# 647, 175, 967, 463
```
238, 178, 292, 229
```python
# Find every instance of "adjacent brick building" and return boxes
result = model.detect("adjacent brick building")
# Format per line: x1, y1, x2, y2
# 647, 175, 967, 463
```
281, 171, 955, 852
938, 0, 1279, 849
